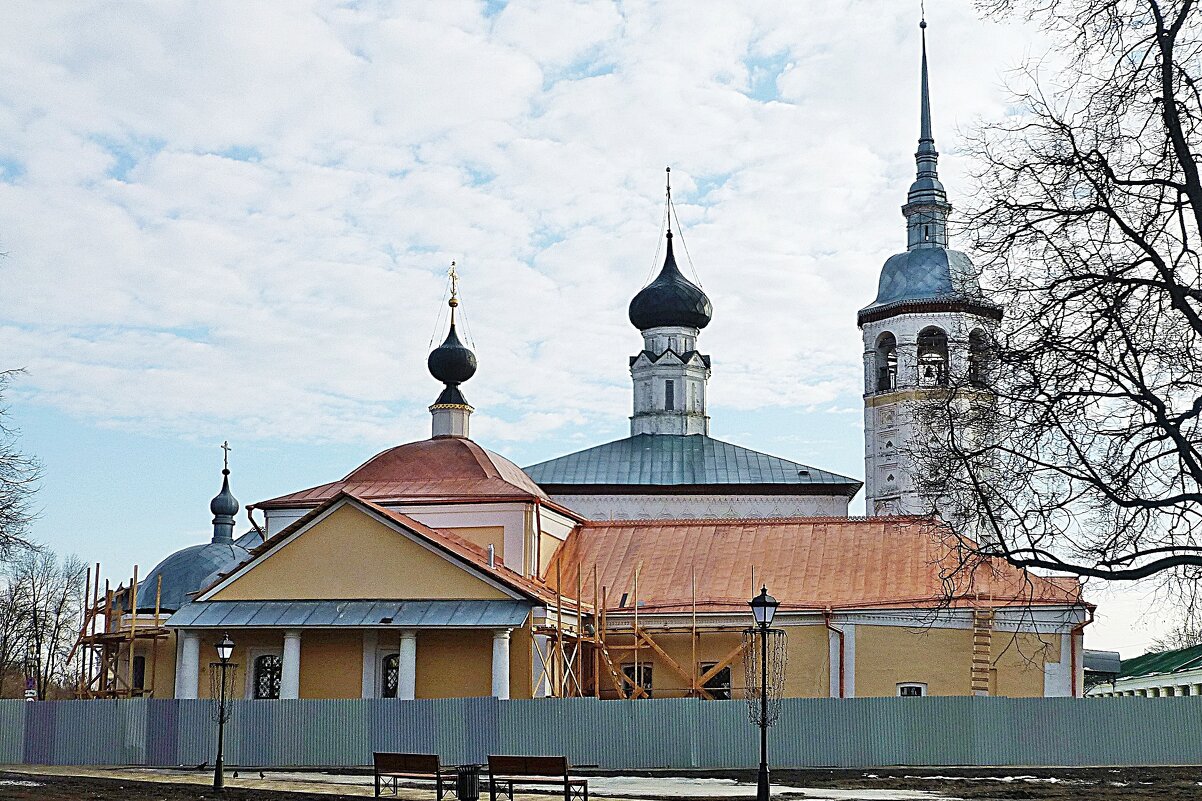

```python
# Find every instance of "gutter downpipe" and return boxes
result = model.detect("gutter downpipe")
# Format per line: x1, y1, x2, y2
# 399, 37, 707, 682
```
824, 607, 845, 699
1070, 605, 1095, 698
533, 498, 543, 579
246, 505, 265, 540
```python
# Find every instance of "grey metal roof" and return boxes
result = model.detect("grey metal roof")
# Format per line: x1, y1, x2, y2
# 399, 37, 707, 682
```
523, 434, 861, 495
1084, 649, 1122, 675
861, 247, 982, 312
166, 599, 532, 629
137, 542, 252, 613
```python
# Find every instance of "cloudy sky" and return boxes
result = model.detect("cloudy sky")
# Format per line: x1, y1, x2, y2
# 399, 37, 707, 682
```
0, 1, 1170, 653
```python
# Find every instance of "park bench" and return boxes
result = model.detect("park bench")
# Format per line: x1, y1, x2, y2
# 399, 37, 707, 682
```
487, 755, 588, 801
374, 752, 454, 799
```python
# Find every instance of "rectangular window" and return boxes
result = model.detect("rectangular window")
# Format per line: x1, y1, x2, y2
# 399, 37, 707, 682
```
897, 682, 927, 697
664, 380, 675, 411
700, 662, 731, 700
132, 655, 146, 692
622, 663, 653, 698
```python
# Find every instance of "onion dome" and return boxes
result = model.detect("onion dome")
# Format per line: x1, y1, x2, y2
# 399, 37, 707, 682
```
136, 458, 249, 612
629, 232, 713, 331
427, 320, 477, 387
210, 469, 239, 519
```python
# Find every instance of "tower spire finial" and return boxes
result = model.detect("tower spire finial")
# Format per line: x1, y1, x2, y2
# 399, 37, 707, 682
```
665, 166, 672, 236
916, 8, 937, 179
448, 260, 459, 324
209, 441, 239, 545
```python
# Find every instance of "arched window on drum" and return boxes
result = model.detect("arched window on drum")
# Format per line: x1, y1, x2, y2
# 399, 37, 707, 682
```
917, 326, 949, 387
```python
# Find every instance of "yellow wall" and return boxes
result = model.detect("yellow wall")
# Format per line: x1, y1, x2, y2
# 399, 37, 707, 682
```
415, 630, 493, 698
211, 504, 510, 601
449, 526, 506, 561
510, 625, 534, 700
783, 624, 831, 698
855, 625, 974, 697
992, 632, 1057, 698
538, 533, 562, 578
299, 630, 363, 699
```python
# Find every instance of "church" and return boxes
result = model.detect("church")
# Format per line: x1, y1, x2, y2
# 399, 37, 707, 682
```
94, 23, 1090, 704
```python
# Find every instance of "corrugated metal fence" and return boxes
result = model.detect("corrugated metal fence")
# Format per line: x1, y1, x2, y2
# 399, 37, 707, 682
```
2, 696, 1201, 768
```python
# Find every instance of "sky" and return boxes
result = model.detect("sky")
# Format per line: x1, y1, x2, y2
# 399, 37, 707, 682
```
0, 0, 1174, 655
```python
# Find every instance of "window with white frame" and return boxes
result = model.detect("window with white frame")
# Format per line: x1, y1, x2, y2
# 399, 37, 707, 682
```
897, 682, 927, 697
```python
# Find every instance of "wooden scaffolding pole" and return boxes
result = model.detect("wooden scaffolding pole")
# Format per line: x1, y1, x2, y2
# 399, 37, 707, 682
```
592, 566, 600, 699
691, 566, 698, 697
148, 575, 163, 698
554, 560, 564, 698
126, 565, 139, 696
575, 569, 583, 699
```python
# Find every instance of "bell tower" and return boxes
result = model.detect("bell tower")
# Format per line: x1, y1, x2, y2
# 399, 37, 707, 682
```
858, 17, 1002, 516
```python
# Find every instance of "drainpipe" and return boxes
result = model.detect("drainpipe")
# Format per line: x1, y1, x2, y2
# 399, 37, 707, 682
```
533, 499, 543, 579
824, 607, 845, 699
1069, 606, 1095, 698
246, 505, 265, 542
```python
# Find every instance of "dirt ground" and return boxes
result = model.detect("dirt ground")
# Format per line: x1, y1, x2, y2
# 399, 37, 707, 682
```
3, 766, 1202, 801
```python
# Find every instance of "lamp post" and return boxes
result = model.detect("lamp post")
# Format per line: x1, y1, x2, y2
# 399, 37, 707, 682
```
213, 633, 234, 791
23, 650, 37, 702
749, 586, 779, 801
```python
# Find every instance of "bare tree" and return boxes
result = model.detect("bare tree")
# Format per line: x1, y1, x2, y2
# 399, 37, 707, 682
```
3, 549, 85, 699
910, 0, 1202, 587
0, 369, 39, 556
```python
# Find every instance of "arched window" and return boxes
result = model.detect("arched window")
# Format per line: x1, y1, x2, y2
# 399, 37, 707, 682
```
253, 654, 282, 700
381, 653, 400, 698
875, 333, 898, 392
968, 329, 990, 387
917, 326, 949, 387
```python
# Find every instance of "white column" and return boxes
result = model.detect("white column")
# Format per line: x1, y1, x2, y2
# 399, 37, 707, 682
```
398, 630, 417, 701
492, 629, 512, 700
280, 630, 302, 699
175, 631, 200, 699
361, 631, 379, 699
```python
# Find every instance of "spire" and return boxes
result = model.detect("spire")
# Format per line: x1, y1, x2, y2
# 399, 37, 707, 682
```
209, 441, 239, 545
917, 15, 935, 174
428, 262, 477, 438
903, 12, 951, 251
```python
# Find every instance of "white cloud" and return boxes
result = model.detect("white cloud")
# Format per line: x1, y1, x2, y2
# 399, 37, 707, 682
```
0, 0, 1043, 451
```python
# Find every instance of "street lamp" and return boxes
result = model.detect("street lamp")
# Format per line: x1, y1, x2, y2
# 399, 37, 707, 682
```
213, 633, 234, 791
23, 650, 37, 702
749, 587, 778, 801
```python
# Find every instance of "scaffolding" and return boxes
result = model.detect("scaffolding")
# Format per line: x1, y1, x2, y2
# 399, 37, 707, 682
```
71, 563, 170, 699
534, 562, 751, 700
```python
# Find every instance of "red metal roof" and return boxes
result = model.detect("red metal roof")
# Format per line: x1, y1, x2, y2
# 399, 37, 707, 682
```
256, 437, 551, 509
549, 516, 1084, 612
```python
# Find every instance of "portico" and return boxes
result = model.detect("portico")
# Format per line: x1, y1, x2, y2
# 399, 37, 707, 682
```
170, 602, 529, 700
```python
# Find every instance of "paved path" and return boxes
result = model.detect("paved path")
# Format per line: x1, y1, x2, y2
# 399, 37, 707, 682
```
1, 766, 956, 801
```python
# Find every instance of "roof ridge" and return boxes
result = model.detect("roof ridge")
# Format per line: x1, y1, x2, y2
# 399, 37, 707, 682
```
582, 514, 931, 527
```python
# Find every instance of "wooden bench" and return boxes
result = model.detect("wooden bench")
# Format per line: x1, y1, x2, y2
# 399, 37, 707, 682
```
374, 752, 454, 798
487, 755, 587, 801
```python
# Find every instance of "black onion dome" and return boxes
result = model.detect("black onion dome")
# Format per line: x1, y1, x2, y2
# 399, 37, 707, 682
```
428, 321, 477, 385
628, 233, 712, 330
209, 469, 239, 518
